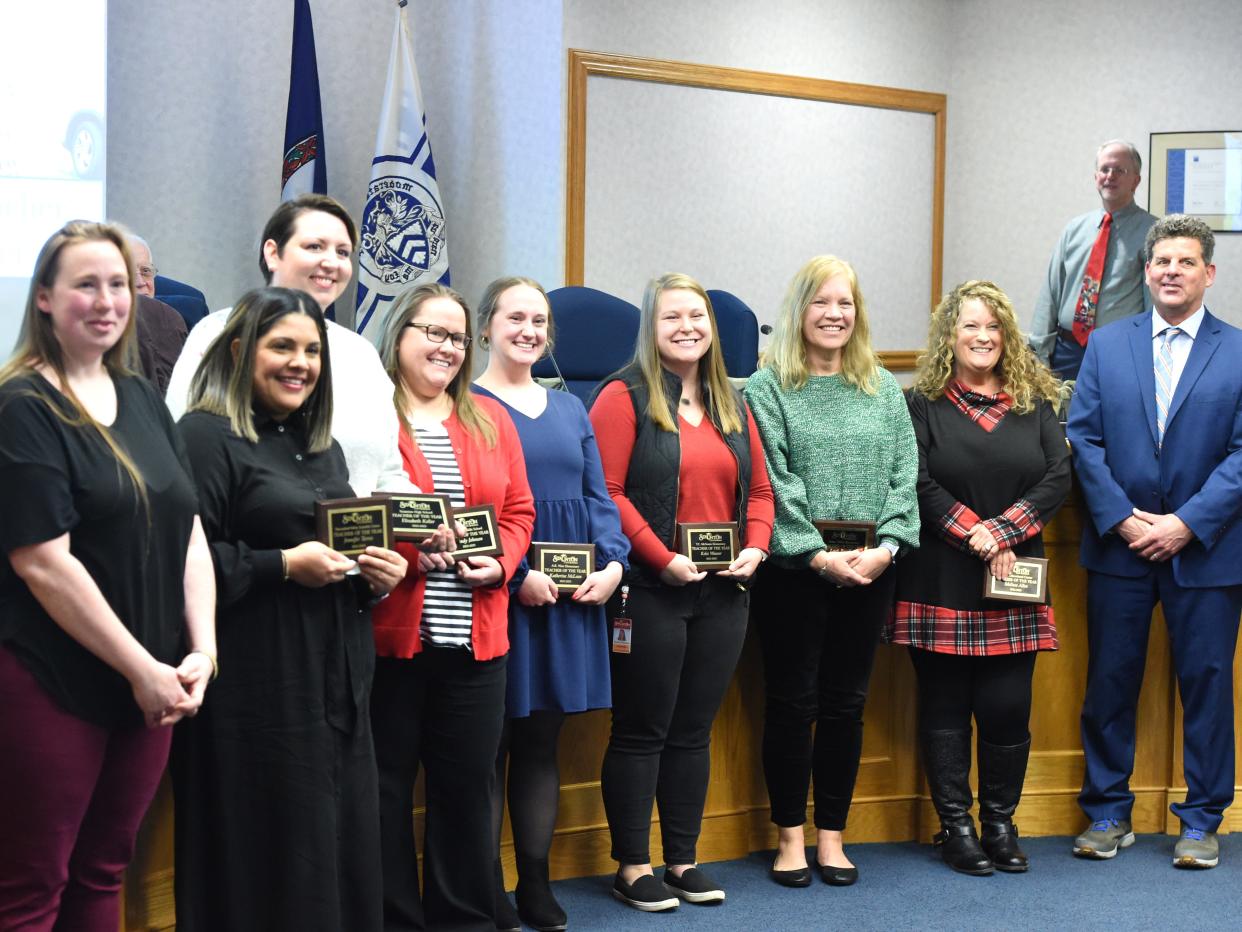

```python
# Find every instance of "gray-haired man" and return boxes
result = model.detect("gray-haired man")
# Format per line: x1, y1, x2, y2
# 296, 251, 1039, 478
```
1030, 141, 1156, 380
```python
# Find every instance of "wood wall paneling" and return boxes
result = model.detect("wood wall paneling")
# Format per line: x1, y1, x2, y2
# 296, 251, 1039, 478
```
124, 497, 1237, 930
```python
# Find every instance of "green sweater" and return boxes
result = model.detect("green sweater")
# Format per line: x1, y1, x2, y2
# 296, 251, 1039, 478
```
744, 366, 920, 568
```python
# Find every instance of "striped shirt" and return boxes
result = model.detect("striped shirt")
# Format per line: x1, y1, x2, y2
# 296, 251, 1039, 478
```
414, 425, 474, 649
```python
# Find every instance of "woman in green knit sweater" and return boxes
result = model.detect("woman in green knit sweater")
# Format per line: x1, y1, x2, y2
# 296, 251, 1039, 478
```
744, 255, 919, 888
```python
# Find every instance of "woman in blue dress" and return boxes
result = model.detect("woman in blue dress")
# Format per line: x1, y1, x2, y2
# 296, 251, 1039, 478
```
473, 277, 628, 932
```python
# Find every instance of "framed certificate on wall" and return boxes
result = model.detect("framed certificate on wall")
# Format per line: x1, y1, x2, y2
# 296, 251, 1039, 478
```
1149, 131, 1242, 232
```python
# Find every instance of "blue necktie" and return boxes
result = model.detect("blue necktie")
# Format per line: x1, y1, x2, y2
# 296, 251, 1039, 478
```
1155, 327, 1181, 446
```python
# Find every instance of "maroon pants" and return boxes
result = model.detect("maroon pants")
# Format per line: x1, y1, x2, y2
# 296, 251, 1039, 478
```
0, 645, 172, 932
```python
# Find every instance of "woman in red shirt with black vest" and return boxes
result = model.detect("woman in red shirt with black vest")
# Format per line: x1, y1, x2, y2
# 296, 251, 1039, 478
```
589, 273, 773, 913
369, 283, 535, 932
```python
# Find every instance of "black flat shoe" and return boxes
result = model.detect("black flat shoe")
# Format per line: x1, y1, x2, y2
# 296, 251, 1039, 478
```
612, 872, 679, 912
662, 867, 725, 904
817, 863, 859, 886
769, 865, 813, 888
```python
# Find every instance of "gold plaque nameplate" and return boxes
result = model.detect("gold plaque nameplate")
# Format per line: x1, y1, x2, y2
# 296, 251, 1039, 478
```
385, 493, 454, 543
314, 496, 393, 557
530, 542, 595, 593
982, 557, 1049, 603
453, 504, 503, 558
814, 519, 877, 552
676, 522, 739, 570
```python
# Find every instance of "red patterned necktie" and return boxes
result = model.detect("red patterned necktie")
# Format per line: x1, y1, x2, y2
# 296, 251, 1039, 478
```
1071, 211, 1113, 347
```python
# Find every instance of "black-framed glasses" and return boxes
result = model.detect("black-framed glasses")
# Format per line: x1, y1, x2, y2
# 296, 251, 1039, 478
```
405, 322, 471, 349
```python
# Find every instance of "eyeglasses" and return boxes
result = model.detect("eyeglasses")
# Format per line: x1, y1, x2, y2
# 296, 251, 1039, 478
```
137, 265, 158, 279
405, 322, 471, 349
1096, 166, 1130, 177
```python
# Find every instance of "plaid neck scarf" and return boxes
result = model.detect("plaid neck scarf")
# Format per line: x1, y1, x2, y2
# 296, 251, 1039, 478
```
945, 379, 1012, 433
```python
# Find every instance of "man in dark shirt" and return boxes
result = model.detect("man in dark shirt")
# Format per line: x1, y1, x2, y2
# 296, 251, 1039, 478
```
128, 235, 187, 396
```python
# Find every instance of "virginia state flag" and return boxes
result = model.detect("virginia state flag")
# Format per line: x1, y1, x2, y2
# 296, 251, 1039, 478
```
355, 0, 450, 343
280, 0, 327, 199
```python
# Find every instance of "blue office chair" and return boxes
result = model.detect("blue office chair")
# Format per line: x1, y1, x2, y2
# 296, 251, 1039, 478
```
154, 275, 211, 329
533, 286, 640, 404
706, 289, 760, 378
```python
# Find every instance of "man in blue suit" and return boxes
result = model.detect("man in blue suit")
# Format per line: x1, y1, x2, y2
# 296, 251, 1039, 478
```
1068, 214, 1242, 869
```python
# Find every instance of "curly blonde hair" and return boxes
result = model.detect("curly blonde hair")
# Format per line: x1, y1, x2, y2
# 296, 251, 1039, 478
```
912, 280, 1060, 414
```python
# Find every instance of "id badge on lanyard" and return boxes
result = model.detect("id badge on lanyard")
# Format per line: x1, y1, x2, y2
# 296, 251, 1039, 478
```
611, 585, 631, 654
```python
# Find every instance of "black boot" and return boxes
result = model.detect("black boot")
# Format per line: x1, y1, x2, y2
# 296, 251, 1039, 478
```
978, 737, 1031, 873
922, 728, 993, 876
494, 859, 521, 932
515, 855, 568, 931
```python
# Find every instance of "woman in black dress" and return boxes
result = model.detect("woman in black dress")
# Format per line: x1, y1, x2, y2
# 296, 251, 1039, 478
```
0, 221, 215, 930
173, 288, 407, 931
892, 280, 1069, 875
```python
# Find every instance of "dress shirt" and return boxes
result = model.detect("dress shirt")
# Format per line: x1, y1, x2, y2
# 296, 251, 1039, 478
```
165, 309, 413, 496
1152, 305, 1205, 399
1030, 201, 1157, 362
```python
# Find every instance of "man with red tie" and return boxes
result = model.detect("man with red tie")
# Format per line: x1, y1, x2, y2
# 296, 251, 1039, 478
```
1068, 214, 1242, 869
1030, 140, 1157, 380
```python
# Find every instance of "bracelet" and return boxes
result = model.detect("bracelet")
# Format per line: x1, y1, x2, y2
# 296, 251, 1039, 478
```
280, 550, 290, 582
190, 649, 219, 681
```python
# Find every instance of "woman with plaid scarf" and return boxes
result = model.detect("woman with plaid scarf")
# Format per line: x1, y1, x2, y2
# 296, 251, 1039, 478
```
892, 280, 1070, 876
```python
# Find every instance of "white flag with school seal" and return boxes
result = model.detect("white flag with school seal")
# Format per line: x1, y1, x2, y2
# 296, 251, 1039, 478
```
355, 1, 449, 345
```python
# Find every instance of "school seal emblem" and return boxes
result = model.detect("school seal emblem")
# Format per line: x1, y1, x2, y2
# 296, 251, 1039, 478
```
359, 176, 448, 286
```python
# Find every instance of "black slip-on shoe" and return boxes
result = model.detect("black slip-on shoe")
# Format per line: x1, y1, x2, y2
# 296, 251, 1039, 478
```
663, 867, 726, 904
612, 872, 679, 912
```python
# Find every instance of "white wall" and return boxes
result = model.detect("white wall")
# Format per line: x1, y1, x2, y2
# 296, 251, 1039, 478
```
108, 0, 562, 325
943, 0, 1242, 328
565, 0, 955, 340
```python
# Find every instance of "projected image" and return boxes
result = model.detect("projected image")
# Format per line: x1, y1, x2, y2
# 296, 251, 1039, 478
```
0, 0, 106, 331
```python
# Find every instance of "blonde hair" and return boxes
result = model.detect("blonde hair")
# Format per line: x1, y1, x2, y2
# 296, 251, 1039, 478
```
476, 276, 554, 356
763, 255, 882, 394
0, 220, 147, 511
913, 280, 1061, 414
380, 282, 497, 447
633, 273, 743, 434
187, 287, 335, 451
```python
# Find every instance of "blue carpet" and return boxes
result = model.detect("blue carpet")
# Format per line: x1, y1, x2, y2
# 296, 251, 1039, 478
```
539, 834, 1239, 930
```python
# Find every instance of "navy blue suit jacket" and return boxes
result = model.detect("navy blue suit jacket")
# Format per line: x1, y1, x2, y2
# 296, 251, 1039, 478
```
1067, 308, 1242, 587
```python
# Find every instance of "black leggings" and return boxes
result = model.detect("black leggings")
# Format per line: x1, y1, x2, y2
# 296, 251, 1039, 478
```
754, 562, 894, 831
907, 648, 1036, 745
493, 710, 566, 865
601, 576, 749, 865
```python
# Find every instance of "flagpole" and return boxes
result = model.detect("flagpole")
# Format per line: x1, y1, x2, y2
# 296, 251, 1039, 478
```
354, 0, 451, 343
281, 0, 328, 200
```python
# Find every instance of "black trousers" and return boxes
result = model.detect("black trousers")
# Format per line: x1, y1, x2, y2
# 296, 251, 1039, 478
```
601, 575, 749, 865
907, 647, 1036, 745
753, 562, 894, 830
371, 650, 507, 932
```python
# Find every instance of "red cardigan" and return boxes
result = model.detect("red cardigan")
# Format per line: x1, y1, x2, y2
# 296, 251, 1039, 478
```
372, 397, 535, 661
